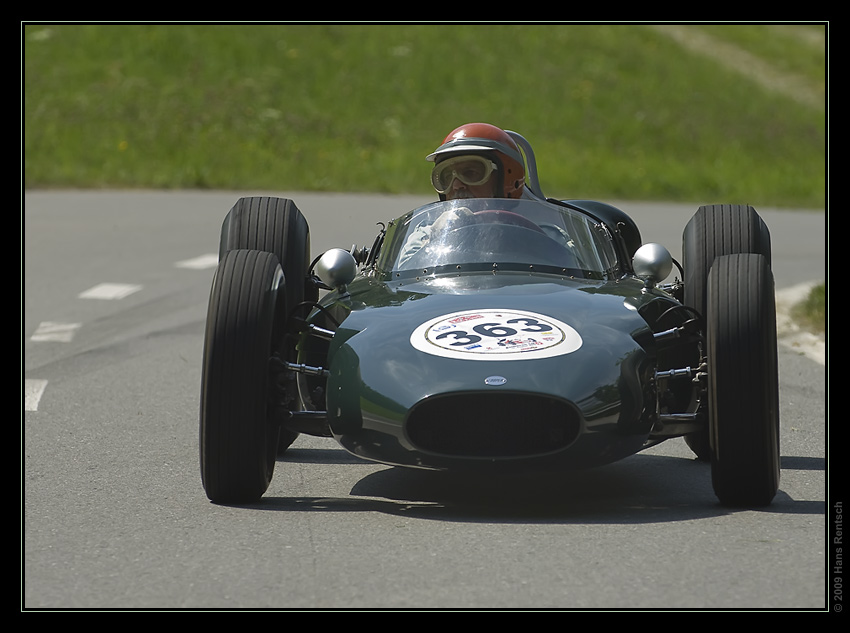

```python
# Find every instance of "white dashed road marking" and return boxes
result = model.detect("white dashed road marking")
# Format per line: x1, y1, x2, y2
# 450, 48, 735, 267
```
175, 254, 218, 270
28, 257, 214, 410
31, 321, 82, 343
78, 283, 142, 300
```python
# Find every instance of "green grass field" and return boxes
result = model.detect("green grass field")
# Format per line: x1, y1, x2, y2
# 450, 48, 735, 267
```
23, 23, 826, 209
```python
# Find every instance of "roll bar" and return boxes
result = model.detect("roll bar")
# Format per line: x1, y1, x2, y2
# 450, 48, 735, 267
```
506, 130, 545, 200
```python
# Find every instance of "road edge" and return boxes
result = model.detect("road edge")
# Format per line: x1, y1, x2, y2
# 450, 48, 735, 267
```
776, 281, 825, 365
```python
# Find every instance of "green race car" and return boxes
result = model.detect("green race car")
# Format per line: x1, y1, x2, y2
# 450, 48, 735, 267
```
199, 133, 779, 509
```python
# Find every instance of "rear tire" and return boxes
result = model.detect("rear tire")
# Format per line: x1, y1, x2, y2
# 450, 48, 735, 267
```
706, 254, 780, 507
200, 250, 284, 503
683, 203, 771, 317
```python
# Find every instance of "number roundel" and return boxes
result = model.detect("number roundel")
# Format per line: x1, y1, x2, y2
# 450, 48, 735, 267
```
409, 309, 582, 361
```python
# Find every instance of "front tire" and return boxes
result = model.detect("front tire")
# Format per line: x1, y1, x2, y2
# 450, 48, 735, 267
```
706, 254, 780, 507
200, 250, 284, 503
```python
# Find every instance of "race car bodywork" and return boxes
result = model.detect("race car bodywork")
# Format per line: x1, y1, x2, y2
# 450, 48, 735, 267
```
199, 132, 779, 508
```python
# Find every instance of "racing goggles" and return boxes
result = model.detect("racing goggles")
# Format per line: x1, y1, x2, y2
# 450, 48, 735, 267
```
431, 155, 498, 193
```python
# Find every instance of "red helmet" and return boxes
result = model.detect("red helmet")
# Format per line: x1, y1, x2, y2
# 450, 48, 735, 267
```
426, 123, 526, 199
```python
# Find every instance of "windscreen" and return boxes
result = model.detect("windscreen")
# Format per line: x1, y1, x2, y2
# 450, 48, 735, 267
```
377, 198, 619, 279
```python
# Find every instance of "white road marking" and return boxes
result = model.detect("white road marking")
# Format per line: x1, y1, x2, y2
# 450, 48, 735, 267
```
24, 379, 48, 411
31, 321, 82, 343
78, 283, 142, 300
175, 254, 218, 270
26, 254, 250, 413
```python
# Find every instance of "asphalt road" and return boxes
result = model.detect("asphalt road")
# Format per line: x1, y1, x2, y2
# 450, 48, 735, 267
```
23, 191, 828, 610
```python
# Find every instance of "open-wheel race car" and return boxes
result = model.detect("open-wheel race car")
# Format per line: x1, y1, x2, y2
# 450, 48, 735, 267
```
199, 131, 779, 508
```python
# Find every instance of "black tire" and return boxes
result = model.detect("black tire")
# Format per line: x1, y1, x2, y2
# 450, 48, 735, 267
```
218, 196, 315, 453
706, 254, 780, 507
682, 204, 771, 459
200, 250, 284, 503
219, 196, 317, 312
683, 204, 771, 319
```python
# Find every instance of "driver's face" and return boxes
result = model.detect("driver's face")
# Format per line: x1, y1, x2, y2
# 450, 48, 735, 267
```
445, 174, 498, 200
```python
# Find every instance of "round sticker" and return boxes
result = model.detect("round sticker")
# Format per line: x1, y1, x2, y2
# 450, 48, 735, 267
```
410, 309, 582, 361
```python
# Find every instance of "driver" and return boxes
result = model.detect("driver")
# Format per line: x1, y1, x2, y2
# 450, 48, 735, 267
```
398, 123, 528, 267
427, 122, 526, 200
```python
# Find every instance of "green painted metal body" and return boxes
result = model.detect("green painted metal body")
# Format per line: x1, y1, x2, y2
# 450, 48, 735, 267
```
297, 198, 684, 472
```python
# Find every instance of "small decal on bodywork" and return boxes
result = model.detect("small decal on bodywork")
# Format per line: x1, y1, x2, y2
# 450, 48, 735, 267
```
410, 309, 582, 361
